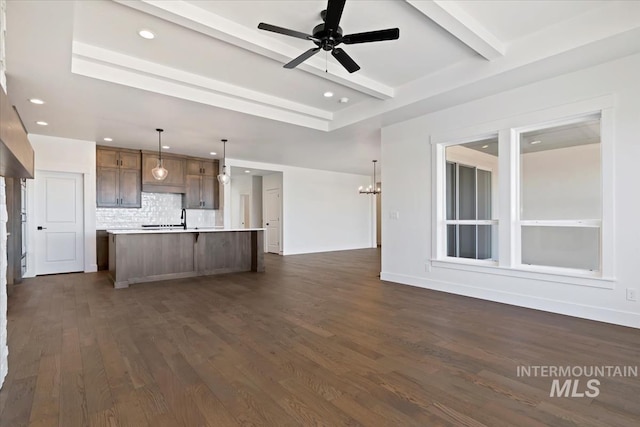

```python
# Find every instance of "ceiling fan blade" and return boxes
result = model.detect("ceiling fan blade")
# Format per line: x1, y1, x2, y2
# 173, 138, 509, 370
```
331, 48, 360, 73
284, 47, 321, 69
342, 28, 400, 44
258, 22, 313, 40
324, 0, 346, 35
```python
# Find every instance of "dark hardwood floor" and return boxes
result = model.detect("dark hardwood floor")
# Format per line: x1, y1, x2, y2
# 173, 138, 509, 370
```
1, 249, 639, 426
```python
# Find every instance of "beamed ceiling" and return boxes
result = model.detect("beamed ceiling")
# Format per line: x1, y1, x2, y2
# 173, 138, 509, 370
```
5, 0, 640, 174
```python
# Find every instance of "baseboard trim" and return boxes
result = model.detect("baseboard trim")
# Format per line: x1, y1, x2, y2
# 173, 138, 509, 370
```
380, 272, 640, 329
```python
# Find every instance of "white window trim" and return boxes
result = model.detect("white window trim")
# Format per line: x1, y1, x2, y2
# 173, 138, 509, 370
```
430, 95, 615, 289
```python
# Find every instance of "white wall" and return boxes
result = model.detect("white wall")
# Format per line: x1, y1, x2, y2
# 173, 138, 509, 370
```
230, 174, 252, 229
225, 158, 374, 255
381, 52, 640, 328
0, 177, 8, 389
251, 176, 262, 229
26, 134, 97, 276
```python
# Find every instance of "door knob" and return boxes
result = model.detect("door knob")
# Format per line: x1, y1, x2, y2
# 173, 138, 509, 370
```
37, 226, 47, 230
266, 223, 269, 226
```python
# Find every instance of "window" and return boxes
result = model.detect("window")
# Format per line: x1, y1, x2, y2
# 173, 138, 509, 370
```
444, 138, 498, 261
433, 106, 613, 284
517, 115, 601, 272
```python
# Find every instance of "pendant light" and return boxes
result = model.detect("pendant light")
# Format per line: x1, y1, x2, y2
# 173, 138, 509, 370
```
151, 128, 168, 181
218, 138, 230, 185
359, 160, 381, 194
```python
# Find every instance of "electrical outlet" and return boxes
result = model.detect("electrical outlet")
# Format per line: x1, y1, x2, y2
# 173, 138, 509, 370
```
626, 288, 637, 302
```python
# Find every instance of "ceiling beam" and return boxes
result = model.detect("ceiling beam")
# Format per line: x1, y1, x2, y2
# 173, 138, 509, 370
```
115, 0, 394, 100
71, 42, 331, 131
405, 0, 504, 61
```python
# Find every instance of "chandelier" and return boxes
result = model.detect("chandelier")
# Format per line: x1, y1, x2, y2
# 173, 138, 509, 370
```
359, 160, 380, 194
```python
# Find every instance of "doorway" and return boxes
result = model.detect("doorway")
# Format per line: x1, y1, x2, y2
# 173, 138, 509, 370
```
35, 171, 84, 274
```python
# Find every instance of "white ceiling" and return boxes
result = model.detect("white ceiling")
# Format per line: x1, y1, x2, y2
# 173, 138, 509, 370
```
5, 0, 640, 175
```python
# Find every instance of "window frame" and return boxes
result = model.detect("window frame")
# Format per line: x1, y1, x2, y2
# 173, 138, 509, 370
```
444, 160, 498, 260
430, 96, 615, 289
513, 113, 603, 274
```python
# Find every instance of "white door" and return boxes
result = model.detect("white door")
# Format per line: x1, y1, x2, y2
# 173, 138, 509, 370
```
36, 171, 84, 274
265, 188, 280, 254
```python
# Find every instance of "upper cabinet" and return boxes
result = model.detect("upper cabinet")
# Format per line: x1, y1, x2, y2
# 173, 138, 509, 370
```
141, 152, 186, 194
186, 159, 216, 177
96, 147, 141, 208
184, 159, 219, 210
96, 147, 219, 209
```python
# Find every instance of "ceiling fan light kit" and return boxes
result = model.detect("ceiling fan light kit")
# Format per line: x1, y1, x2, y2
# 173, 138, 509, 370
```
258, 0, 399, 73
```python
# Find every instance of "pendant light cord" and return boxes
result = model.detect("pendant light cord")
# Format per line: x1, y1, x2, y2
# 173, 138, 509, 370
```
221, 139, 227, 172
156, 128, 163, 162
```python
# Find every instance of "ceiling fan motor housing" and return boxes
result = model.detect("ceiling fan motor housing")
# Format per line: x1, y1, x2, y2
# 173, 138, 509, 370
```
312, 23, 344, 50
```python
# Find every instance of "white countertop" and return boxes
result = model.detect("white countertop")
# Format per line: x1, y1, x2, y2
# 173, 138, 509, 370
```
107, 228, 265, 235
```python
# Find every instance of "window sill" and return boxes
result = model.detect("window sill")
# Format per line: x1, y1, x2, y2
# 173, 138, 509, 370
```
431, 258, 615, 289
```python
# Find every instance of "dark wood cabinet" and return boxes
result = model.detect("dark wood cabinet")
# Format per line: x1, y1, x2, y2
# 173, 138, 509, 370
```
186, 159, 216, 177
142, 153, 186, 193
96, 147, 141, 208
184, 175, 218, 209
96, 230, 109, 270
184, 159, 219, 209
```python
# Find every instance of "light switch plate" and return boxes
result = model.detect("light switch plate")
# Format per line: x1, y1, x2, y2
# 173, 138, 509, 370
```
389, 211, 399, 220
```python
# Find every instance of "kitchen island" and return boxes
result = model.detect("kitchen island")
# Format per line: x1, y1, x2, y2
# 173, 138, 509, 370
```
107, 228, 264, 288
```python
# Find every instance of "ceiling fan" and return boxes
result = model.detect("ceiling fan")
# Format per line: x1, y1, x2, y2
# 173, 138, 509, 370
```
257, 0, 399, 73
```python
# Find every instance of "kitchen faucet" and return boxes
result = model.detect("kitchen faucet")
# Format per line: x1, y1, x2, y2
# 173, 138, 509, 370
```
181, 208, 187, 230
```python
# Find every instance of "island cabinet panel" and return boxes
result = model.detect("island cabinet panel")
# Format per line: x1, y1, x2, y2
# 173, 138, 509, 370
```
96, 146, 141, 208
141, 153, 186, 193
195, 231, 253, 274
109, 232, 196, 288
108, 229, 264, 288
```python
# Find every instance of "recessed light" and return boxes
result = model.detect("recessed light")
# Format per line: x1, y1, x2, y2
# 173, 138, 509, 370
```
323, 91, 334, 98
103, 137, 113, 142
482, 145, 489, 149
209, 152, 217, 156
36, 121, 48, 126
138, 29, 155, 40
29, 98, 45, 105
162, 145, 170, 149
244, 170, 251, 173
530, 140, 542, 145
338, 97, 349, 103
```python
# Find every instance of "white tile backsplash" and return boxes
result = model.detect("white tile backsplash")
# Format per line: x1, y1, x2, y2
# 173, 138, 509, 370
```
96, 192, 220, 229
